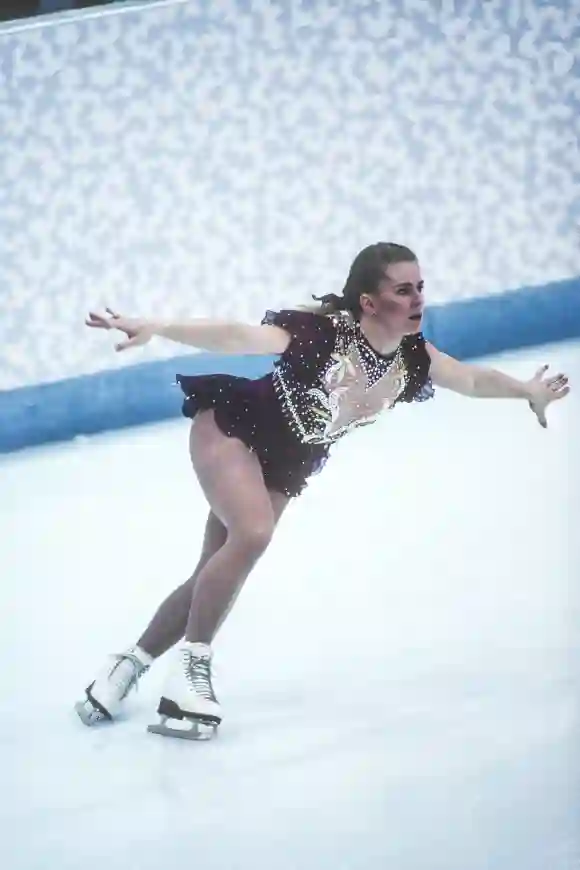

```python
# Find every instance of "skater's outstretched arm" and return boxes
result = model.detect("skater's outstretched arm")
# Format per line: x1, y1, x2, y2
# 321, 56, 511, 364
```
426, 343, 570, 429
85, 307, 291, 355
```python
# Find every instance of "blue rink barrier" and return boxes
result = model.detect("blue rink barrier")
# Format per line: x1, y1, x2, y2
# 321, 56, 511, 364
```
1, 276, 579, 454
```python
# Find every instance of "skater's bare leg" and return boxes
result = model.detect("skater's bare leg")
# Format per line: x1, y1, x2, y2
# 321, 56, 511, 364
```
146, 412, 289, 736
78, 413, 288, 728
137, 483, 287, 657
136, 511, 227, 659
211, 487, 288, 638
185, 410, 289, 643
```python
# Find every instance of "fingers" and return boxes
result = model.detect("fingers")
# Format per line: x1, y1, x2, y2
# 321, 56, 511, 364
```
115, 332, 146, 352
547, 373, 568, 390
86, 310, 119, 325
552, 385, 570, 401
545, 372, 570, 401
85, 311, 112, 329
115, 336, 135, 352
529, 372, 571, 430
533, 366, 571, 406
85, 308, 126, 332
531, 402, 548, 428
536, 367, 569, 392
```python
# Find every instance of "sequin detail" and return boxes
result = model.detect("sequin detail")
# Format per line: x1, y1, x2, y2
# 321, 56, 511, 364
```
265, 310, 417, 445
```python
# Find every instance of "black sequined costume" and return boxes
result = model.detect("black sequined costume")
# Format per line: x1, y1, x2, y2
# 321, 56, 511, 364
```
176, 309, 434, 498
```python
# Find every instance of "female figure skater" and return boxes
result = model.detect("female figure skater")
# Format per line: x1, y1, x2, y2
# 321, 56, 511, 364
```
75, 242, 569, 739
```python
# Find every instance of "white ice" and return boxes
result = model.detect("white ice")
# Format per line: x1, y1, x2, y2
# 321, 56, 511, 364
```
1, 341, 579, 870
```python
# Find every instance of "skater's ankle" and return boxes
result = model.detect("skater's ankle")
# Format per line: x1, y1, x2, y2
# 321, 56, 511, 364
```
179, 641, 213, 661
182, 639, 211, 652
129, 644, 154, 666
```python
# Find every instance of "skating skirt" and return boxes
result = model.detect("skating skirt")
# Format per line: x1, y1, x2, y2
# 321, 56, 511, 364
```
175, 372, 329, 498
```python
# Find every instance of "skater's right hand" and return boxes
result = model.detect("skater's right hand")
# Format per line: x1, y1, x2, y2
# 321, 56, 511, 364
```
85, 308, 155, 352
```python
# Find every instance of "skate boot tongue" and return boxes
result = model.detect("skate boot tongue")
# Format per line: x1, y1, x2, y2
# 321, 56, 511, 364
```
183, 644, 217, 702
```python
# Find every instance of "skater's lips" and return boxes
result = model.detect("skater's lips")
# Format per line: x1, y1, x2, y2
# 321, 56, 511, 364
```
409, 313, 423, 321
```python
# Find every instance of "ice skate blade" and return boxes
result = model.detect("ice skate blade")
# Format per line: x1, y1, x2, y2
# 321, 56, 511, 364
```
147, 715, 218, 741
74, 700, 109, 727
75, 682, 114, 727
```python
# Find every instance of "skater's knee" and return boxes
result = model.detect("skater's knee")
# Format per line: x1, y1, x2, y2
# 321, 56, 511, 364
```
229, 518, 275, 559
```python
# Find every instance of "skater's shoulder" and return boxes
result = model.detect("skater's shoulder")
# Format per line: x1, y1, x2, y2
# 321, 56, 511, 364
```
261, 306, 343, 342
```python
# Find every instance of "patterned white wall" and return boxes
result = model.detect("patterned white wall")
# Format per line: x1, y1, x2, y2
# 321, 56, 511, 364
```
0, 0, 578, 389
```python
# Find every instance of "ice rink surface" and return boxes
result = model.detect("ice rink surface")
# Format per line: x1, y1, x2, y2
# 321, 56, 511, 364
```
1, 341, 578, 870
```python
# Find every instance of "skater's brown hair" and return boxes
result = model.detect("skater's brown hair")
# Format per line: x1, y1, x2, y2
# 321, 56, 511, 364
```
306, 243, 418, 319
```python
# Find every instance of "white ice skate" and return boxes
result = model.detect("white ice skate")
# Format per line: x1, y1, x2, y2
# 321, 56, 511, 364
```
75, 646, 153, 726
147, 642, 221, 741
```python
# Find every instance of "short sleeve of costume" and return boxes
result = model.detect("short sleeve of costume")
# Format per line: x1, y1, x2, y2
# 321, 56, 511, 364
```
261, 308, 338, 381
394, 333, 436, 405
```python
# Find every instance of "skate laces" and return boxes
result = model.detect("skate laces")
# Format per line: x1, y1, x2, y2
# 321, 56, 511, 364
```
183, 652, 217, 703
108, 653, 150, 700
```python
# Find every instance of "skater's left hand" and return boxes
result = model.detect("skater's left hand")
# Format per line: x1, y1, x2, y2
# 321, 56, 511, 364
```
526, 365, 570, 428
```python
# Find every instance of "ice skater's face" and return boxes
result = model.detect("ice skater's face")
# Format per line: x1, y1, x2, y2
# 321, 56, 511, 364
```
360, 260, 425, 335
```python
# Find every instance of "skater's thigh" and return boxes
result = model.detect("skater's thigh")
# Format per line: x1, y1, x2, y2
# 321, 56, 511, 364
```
268, 489, 290, 524
189, 411, 279, 537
